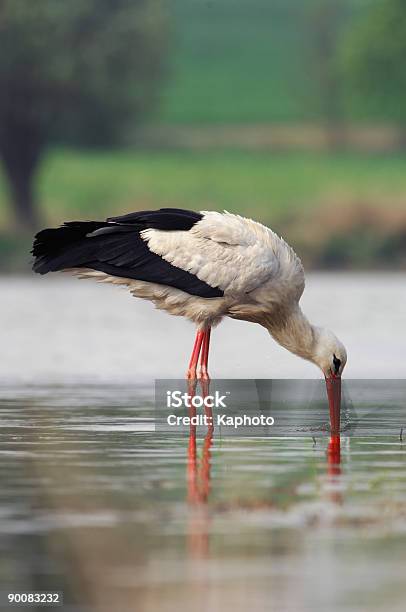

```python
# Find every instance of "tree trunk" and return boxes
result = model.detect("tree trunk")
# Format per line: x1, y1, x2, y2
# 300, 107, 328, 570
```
0, 115, 43, 231
4, 161, 39, 231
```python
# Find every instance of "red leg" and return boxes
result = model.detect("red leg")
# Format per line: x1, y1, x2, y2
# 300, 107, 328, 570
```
199, 327, 211, 380
186, 330, 204, 379
187, 384, 198, 504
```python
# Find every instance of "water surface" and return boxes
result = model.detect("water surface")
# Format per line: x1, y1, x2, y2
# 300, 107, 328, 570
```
1, 273, 406, 610
2, 273, 406, 383
1, 384, 406, 612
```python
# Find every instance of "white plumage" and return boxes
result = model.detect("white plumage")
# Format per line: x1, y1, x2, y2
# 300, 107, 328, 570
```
142, 211, 304, 297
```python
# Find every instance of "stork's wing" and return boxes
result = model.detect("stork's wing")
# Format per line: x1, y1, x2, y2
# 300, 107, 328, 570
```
141, 210, 305, 298
107, 207, 202, 230
32, 209, 223, 299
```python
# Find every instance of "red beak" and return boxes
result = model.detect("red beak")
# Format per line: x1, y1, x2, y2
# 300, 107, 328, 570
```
325, 375, 341, 437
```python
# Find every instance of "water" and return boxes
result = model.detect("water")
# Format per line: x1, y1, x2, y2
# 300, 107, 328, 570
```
1, 274, 406, 611
1, 384, 406, 612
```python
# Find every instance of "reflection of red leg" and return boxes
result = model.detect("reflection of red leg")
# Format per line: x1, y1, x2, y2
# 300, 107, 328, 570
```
186, 378, 213, 559
187, 406, 198, 504
327, 435, 342, 504
327, 435, 341, 475
187, 393, 199, 504
186, 330, 204, 379
201, 419, 213, 501
199, 327, 211, 380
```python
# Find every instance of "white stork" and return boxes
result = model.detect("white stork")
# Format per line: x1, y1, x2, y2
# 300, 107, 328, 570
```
32, 208, 346, 427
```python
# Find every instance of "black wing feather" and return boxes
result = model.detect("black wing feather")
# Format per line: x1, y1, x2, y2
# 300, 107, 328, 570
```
107, 207, 203, 230
32, 208, 223, 299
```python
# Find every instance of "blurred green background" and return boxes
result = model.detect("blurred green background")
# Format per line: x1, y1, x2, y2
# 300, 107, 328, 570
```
1, 0, 406, 270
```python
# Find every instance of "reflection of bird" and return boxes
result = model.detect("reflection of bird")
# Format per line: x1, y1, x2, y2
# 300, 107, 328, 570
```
187, 380, 213, 559
187, 382, 213, 506
32, 208, 346, 413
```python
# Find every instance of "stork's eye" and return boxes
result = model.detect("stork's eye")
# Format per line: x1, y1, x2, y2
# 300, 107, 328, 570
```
333, 354, 341, 375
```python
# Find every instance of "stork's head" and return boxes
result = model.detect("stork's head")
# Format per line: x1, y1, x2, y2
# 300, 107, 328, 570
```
312, 327, 347, 379
311, 328, 347, 435
266, 311, 347, 436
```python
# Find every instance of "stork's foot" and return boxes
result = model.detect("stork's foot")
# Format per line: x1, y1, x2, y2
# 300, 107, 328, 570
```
186, 367, 210, 380
200, 378, 211, 400
186, 368, 198, 380
187, 378, 198, 397
198, 367, 210, 381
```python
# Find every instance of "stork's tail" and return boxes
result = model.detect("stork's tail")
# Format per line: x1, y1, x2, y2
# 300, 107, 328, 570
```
32, 221, 108, 274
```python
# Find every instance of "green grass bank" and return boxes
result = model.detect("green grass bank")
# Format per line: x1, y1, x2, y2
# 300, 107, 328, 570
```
1, 148, 405, 271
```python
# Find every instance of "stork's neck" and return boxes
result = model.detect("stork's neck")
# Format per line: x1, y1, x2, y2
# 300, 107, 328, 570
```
263, 305, 317, 363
